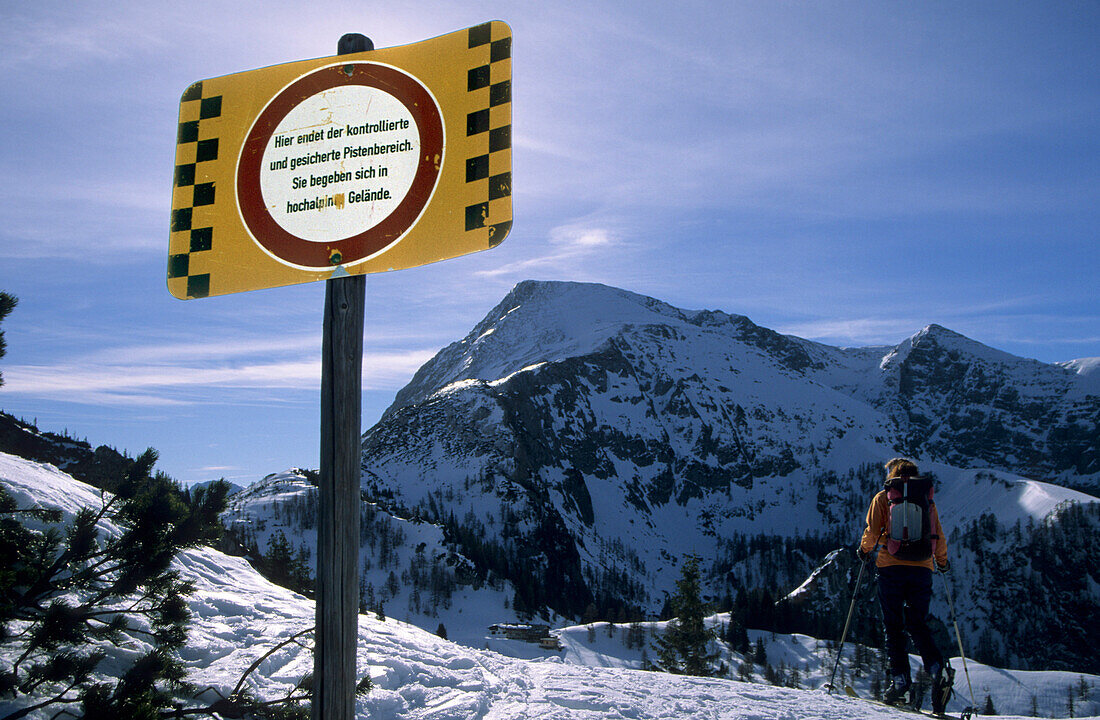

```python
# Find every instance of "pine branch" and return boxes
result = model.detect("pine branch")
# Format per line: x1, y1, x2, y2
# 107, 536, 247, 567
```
26, 499, 118, 597
163, 692, 312, 718
0, 685, 81, 720
232, 626, 314, 698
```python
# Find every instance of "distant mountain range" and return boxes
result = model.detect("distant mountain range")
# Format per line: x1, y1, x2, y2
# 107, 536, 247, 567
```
356, 280, 1100, 671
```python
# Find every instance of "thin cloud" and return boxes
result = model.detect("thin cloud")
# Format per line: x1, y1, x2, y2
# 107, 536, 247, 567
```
777, 311, 1100, 364
512, 130, 589, 163
777, 318, 920, 348
550, 225, 616, 249
4, 360, 321, 399
0, 11, 167, 70
81, 335, 323, 365
476, 222, 621, 281
2, 349, 435, 407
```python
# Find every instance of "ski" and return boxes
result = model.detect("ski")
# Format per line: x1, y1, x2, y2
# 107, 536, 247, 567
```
843, 684, 973, 719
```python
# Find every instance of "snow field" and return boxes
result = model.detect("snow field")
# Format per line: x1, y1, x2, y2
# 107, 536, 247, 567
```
3, 454, 1098, 719
517, 615, 1100, 719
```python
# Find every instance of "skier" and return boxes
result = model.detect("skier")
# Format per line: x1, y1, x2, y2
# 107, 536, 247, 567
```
859, 458, 953, 715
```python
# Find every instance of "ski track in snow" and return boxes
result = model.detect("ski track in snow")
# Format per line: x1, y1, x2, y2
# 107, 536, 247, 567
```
362, 639, 903, 720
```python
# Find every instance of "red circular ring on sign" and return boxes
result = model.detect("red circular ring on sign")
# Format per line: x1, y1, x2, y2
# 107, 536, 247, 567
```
237, 63, 443, 268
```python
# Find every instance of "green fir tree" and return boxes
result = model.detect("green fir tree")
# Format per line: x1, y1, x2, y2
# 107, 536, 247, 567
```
0, 291, 15, 388
651, 554, 719, 677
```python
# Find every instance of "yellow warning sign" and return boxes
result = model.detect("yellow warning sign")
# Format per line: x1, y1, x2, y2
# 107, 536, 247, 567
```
168, 21, 512, 299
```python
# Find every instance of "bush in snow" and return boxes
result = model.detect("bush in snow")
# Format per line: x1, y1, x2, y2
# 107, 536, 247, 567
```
0, 450, 228, 719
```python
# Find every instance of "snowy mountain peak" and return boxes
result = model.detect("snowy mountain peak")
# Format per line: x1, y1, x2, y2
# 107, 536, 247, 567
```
1059, 357, 1100, 396
387, 281, 831, 417
387, 281, 692, 415
910, 323, 1027, 363
1063, 357, 1100, 376
879, 323, 1016, 372
916, 322, 958, 339
481, 280, 692, 337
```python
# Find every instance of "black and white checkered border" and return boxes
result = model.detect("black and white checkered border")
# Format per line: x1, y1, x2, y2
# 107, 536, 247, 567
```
464, 22, 512, 247
168, 81, 222, 298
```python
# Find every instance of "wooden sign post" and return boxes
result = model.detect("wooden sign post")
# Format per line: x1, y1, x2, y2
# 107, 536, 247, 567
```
316, 274, 364, 719
314, 34, 370, 720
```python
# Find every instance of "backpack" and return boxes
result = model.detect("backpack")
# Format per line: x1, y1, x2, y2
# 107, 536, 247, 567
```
884, 475, 939, 561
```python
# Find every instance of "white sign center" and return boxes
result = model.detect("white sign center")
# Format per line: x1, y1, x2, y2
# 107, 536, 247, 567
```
259, 85, 420, 243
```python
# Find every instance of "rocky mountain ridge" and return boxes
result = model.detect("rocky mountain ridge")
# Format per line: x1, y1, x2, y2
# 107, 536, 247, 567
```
384, 281, 1097, 489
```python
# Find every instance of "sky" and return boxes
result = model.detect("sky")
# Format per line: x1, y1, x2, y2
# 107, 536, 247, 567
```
0, 1, 1097, 486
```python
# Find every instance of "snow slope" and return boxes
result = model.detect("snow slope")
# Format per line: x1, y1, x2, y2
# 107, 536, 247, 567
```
2, 452, 1097, 720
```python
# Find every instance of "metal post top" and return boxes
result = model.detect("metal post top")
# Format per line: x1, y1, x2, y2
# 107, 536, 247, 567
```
338, 33, 373, 54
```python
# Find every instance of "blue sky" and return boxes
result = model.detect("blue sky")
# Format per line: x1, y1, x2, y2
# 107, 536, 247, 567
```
1, 1, 1097, 485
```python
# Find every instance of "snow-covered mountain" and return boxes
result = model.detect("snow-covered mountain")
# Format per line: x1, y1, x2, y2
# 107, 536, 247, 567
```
356, 280, 1100, 671
220, 468, 536, 647
383, 280, 1097, 490
2, 451, 1097, 720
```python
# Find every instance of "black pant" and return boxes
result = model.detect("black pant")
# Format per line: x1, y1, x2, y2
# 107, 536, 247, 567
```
877, 564, 943, 680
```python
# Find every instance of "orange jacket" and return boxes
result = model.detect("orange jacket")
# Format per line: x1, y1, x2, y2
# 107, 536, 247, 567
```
860, 489, 948, 570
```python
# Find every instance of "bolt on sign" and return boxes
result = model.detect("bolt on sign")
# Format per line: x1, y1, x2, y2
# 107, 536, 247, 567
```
168, 21, 512, 299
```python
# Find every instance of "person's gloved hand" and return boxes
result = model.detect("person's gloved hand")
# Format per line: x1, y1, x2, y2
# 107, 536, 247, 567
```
857, 547, 870, 563
937, 559, 950, 573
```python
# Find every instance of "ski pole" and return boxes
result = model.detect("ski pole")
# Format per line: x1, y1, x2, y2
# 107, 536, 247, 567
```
937, 565, 977, 713
826, 532, 880, 693
826, 555, 866, 692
